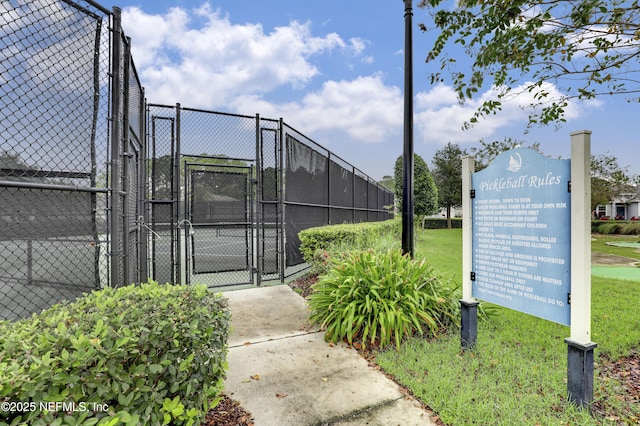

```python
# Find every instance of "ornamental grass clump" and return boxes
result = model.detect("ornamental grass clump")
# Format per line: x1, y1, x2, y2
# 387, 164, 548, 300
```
308, 249, 459, 349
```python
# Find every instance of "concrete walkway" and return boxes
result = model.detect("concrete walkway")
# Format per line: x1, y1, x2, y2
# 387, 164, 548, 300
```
222, 285, 438, 426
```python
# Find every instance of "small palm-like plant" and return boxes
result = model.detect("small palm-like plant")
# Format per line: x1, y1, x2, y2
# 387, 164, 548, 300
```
308, 249, 459, 349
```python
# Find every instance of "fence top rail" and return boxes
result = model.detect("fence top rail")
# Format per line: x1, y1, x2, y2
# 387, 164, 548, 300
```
147, 104, 265, 122
182, 154, 255, 163
283, 200, 392, 212
61, 0, 109, 18
185, 162, 252, 172
0, 180, 109, 194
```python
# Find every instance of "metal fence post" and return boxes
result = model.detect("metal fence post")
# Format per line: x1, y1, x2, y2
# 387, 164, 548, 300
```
109, 7, 123, 288
255, 114, 262, 286
352, 165, 356, 223
121, 36, 132, 286
174, 103, 182, 284
327, 152, 332, 224
139, 91, 148, 282
91, 16, 103, 289
278, 118, 286, 282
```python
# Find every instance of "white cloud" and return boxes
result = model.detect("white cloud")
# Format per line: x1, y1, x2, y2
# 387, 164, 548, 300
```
416, 84, 459, 108
232, 73, 403, 144
121, 4, 358, 108
122, 6, 189, 68
415, 82, 601, 146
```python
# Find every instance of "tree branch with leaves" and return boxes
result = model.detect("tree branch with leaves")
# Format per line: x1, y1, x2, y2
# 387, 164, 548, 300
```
419, 0, 640, 127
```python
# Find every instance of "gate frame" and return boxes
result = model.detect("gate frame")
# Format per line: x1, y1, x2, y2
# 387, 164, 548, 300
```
182, 159, 256, 287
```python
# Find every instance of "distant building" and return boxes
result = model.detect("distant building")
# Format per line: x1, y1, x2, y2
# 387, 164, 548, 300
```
594, 188, 640, 220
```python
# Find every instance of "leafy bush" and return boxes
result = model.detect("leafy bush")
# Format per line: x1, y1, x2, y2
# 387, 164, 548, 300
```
0, 281, 229, 426
299, 219, 400, 264
308, 249, 459, 349
311, 249, 333, 276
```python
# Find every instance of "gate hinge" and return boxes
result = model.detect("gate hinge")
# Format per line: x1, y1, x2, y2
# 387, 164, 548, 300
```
470, 189, 476, 199
568, 181, 571, 193
567, 292, 571, 305
470, 272, 476, 281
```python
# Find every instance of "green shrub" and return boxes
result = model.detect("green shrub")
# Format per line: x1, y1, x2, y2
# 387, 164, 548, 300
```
592, 220, 640, 235
299, 219, 400, 264
595, 222, 624, 234
0, 281, 229, 426
420, 218, 462, 229
308, 249, 459, 349
311, 249, 333, 276
620, 221, 640, 236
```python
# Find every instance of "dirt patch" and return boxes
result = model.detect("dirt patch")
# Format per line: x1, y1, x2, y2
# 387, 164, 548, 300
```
202, 394, 254, 426
288, 272, 319, 298
592, 252, 639, 266
593, 351, 640, 424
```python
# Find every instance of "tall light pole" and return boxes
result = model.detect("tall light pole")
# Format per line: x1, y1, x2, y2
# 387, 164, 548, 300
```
402, 0, 414, 257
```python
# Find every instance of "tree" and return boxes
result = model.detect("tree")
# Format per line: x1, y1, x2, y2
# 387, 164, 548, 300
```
432, 142, 463, 228
378, 175, 395, 191
590, 152, 637, 214
419, 0, 640, 127
394, 154, 439, 220
149, 154, 248, 200
0, 151, 46, 183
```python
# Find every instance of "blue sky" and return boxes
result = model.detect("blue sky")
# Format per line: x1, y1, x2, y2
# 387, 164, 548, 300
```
98, 0, 639, 181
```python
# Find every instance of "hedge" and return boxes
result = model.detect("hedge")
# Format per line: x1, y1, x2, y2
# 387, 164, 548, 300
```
298, 219, 400, 263
420, 218, 463, 229
591, 220, 640, 235
0, 281, 229, 426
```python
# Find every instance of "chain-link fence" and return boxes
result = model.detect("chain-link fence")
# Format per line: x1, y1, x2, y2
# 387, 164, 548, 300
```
1, 1, 144, 320
145, 106, 393, 288
2, 0, 394, 320
283, 124, 394, 266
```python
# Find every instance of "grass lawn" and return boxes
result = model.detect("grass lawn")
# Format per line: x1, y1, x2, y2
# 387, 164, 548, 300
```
376, 228, 640, 425
591, 234, 640, 262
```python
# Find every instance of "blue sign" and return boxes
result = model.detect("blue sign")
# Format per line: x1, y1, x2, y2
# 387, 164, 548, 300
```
472, 148, 571, 326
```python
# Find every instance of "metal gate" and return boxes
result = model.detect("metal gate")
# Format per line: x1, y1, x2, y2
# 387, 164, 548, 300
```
258, 127, 283, 278
148, 116, 178, 285
146, 107, 288, 289
184, 160, 254, 287
146, 105, 394, 290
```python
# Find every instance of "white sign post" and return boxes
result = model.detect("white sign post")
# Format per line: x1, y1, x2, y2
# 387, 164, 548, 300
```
461, 155, 478, 348
566, 130, 597, 408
